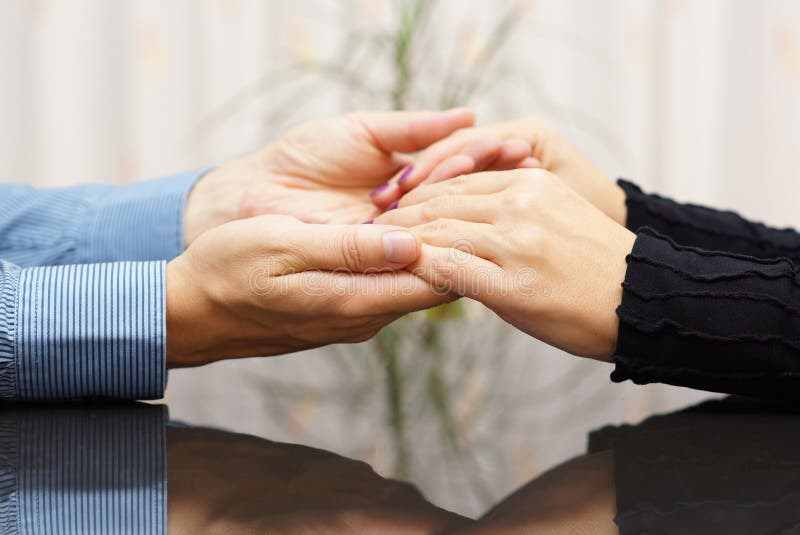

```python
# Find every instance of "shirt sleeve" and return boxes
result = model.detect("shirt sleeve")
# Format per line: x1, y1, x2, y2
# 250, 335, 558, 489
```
618, 179, 800, 263
0, 259, 166, 401
612, 228, 800, 400
0, 169, 209, 267
0, 403, 167, 535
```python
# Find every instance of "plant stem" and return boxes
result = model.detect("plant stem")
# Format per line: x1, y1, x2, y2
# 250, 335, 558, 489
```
376, 326, 410, 477
391, 0, 429, 109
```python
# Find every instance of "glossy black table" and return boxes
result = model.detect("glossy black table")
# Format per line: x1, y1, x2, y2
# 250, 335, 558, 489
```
1, 397, 798, 534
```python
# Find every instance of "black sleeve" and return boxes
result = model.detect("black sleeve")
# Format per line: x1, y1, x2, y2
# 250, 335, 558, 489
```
618, 179, 800, 263
612, 228, 800, 400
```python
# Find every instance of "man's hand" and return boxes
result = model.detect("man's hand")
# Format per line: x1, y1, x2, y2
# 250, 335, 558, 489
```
166, 215, 454, 367
375, 115, 628, 226
375, 169, 636, 360
182, 109, 476, 246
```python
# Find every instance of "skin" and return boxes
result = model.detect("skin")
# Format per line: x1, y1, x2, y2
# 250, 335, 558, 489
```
170, 109, 483, 367
374, 169, 636, 360
166, 216, 454, 367
171, 112, 630, 366
374, 115, 628, 227
183, 108, 479, 244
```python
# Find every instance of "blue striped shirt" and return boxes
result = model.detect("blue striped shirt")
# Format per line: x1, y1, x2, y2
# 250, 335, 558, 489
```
0, 170, 206, 401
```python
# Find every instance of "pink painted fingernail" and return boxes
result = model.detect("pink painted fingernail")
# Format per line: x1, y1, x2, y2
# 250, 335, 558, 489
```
362, 219, 374, 224
387, 201, 399, 210
397, 165, 414, 185
371, 183, 390, 197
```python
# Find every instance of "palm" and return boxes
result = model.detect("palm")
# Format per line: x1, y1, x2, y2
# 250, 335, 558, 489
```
238, 110, 474, 224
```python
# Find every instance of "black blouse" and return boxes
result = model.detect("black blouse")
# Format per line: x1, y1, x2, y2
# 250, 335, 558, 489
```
612, 180, 800, 399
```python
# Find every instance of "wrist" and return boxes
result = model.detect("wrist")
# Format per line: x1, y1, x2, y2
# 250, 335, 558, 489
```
165, 258, 220, 368
578, 166, 628, 228
603, 181, 628, 227
597, 227, 637, 360
183, 157, 260, 247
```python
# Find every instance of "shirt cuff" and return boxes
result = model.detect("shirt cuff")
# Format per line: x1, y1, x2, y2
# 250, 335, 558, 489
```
14, 261, 167, 400
82, 169, 211, 263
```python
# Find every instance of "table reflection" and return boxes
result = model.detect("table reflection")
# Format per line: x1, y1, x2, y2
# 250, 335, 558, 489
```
1, 397, 800, 534
465, 397, 800, 534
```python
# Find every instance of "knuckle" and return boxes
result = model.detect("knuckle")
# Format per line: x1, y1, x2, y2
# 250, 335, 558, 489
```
421, 196, 450, 220
444, 175, 467, 194
424, 218, 452, 235
508, 191, 538, 212
338, 229, 363, 272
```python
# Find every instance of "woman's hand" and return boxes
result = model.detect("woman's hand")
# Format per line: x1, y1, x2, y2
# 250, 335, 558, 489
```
183, 109, 478, 245
375, 115, 628, 226
166, 215, 453, 367
374, 169, 636, 360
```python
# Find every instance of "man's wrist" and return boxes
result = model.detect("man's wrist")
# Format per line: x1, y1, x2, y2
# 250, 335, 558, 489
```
183, 152, 271, 247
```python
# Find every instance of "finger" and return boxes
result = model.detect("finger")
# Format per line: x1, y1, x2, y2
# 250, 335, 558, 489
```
354, 108, 475, 154
457, 138, 504, 173
488, 138, 532, 170
407, 244, 506, 301
399, 171, 512, 208
288, 269, 457, 316
370, 156, 418, 210
410, 219, 504, 262
425, 154, 475, 185
374, 195, 494, 228
519, 156, 542, 168
396, 136, 472, 192
370, 178, 404, 210
289, 223, 420, 272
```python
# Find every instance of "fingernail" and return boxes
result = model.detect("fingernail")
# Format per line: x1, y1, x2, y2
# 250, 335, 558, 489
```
387, 201, 399, 211
383, 230, 418, 264
397, 165, 414, 185
371, 183, 390, 197
362, 219, 374, 224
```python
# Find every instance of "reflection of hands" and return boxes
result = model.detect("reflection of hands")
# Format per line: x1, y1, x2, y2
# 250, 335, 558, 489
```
166, 216, 453, 367
374, 169, 635, 360
462, 451, 616, 535
376, 116, 627, 226
167, 426, 471, 535
183, 109, 475, 245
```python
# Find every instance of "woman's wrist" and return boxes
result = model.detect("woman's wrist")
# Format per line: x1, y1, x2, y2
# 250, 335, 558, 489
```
593, 226, 636, 361
603, 181, 628, 227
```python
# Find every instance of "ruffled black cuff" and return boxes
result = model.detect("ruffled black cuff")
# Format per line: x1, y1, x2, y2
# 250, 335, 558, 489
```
618, 179, 800, 263
612, 228, 800, 400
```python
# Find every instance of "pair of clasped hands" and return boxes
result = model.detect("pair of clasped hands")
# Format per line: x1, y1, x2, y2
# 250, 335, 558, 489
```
168, 109, 637, 368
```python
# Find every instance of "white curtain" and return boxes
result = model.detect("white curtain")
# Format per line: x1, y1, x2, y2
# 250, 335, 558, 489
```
2, 0, 799, 516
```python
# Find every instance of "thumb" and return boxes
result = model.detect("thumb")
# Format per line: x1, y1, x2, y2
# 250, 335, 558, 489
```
355, 108, 475, 154
291, 224, 420, 272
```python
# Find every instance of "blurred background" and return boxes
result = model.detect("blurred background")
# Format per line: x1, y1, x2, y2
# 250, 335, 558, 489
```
1, 0, 799, 518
